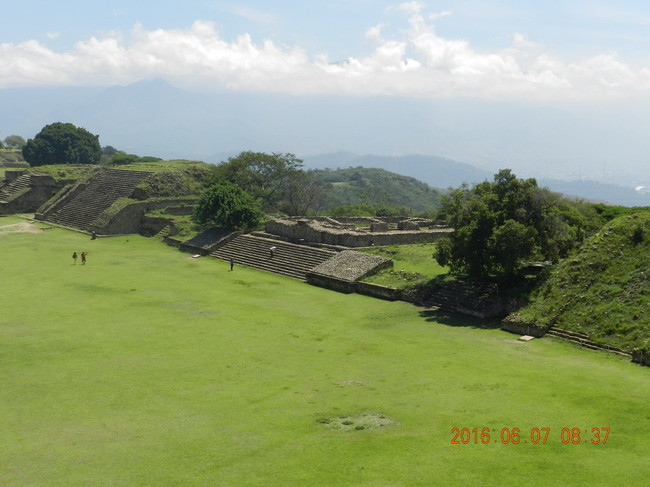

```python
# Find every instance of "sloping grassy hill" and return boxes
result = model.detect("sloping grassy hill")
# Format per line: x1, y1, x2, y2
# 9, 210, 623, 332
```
515, 212, 650, 352
311, 167, 443, 213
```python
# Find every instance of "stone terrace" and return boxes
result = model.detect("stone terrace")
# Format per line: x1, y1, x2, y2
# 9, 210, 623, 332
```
309, 250, 392, 281
41, 168, 152, 231
210, 234, 336, 280
0, 173, 31, 202
266, 218, 452, 247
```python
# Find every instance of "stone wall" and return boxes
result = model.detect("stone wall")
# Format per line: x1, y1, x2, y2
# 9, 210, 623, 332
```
95, 198, 197, 235
501, 315, 548, 338
266, 218, 452, 247
180, 228, 241, 255
36, 181, 86, 220
3, 170, 26, 183
309, 250, 392, 281
0, 174, 60, 215
305, 273, 406, 301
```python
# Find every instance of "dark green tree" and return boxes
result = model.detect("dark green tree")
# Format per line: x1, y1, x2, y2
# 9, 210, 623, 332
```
212, 151, 303, 211
22, 123, 101, 166
192, 181, 263, 231
435, 169, 587, 278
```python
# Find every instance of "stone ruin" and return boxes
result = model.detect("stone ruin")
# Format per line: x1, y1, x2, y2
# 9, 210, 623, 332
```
0, 170, 61, 215
265, 216, 452, 248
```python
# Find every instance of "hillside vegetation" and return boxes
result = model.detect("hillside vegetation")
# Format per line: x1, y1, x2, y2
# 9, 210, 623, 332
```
514, 212, 650, 352
311, 166, 442, 213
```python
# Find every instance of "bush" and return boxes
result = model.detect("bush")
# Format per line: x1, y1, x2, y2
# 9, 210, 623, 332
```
192, 181, 263, 231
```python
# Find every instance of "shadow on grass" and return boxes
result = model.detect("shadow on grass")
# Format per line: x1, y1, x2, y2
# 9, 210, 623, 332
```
418, 309, 502, 330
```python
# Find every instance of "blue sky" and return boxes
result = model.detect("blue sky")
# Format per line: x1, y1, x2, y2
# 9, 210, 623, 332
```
6, 1, 650, 59
4, 1, 650, 101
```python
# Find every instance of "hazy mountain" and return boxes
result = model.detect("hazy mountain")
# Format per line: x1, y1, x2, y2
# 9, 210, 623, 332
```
311, 166, 443, 213
1, 78, 648, 185
1, 78, 648, 206
303, 153, 492, 189
304, 153, 649, 206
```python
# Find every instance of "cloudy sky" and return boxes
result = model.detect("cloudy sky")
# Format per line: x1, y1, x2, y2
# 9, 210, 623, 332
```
4, 0, 650, 102
2, 1, 650, 187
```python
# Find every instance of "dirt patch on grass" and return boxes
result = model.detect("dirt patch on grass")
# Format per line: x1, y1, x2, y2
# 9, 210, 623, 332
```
0, 222, 47, 234
317, 411, 396, 431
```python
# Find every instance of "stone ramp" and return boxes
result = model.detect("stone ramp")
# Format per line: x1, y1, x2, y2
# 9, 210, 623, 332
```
45, 168, 151, 231
210, 234, 335, 280
0, 173, 31, 202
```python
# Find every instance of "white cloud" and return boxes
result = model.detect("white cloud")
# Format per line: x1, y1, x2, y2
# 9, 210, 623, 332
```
45, 32, 60, 40
2, 9, 650, 102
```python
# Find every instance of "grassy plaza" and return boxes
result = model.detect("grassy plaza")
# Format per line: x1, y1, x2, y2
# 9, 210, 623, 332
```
1, 216, 648, 486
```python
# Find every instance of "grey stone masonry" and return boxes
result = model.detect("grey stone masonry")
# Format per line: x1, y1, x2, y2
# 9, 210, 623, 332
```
309, 250, 392, 282
43, 168, 152, 231
266, 218, 452, 247
210, 234, 336, 280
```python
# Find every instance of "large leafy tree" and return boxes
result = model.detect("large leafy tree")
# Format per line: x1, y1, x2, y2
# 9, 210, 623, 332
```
435, 169, 587, 278
212, 151, 303, 211
22, 122, 101, 166
283, 171, 331, 215
3, 135, 26, 149
192, 181, 263, 231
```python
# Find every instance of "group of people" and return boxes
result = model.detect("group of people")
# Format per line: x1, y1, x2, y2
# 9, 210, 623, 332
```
72, 251, 87, 265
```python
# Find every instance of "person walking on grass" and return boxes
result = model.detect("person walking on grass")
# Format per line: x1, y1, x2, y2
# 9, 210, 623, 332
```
72, 251, 78, 265
230, 258, 235, 271
81, 252, 87, 265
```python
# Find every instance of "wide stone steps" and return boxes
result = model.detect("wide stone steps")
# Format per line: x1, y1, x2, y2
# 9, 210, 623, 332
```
210, 234, 335, 280
546, 327, 630, 356
0, 174, 31, 201
422, 288, 464, 312
47, 169, 151, 230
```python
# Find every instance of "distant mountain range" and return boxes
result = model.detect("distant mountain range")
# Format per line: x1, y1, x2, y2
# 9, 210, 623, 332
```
303, 153, 650, 207
1, 78, 648, 206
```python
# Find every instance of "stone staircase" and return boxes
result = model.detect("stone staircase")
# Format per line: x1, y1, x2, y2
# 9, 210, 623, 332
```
210, 234, 336, 280
420, 281, 502, 318
421, 285, 462, 312
0, 173, 31, 201
45, 169, 151, 231
546, 327, 630, 356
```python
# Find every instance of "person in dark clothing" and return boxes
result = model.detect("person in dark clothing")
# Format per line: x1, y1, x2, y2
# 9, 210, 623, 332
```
72, 252, 78, 265
230, 258, 234, 271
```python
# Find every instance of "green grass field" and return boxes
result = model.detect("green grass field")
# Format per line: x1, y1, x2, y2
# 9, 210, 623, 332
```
360, 243, 448, 288
1, 216, 649, 486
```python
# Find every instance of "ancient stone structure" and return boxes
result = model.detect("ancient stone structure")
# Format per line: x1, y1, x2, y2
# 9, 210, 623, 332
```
265, 217, 452, 248
308, 250, 392, 282
209, 234, 336, 280
31, 168, 197, 236
0, 171, 61, 215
